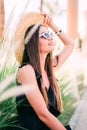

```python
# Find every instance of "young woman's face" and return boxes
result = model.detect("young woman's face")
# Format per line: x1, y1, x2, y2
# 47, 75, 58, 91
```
38, 26, 54, 54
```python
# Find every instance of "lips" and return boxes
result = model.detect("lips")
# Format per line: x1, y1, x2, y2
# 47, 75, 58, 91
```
48, 42, 54, 46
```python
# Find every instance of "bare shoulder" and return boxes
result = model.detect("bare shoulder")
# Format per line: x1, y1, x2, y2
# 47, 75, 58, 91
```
17, 64, 36, 84
19, 64, 34, 74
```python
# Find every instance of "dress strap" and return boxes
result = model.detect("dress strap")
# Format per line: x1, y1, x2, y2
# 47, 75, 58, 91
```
19, 63, 28, 68
35, 70, 42, 79
19, 63, 42, 79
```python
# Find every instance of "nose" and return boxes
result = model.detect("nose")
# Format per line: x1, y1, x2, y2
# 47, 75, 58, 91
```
48, 36, 53, 40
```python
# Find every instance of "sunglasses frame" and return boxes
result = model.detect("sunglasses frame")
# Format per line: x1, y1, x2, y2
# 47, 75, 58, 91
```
39, 31, 54, 40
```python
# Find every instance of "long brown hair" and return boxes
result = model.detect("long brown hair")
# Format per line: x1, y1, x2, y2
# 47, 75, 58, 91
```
22, 24, 63, 112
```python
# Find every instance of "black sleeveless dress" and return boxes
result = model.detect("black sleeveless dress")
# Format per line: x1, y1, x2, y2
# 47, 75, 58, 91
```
15, 64, 72, 130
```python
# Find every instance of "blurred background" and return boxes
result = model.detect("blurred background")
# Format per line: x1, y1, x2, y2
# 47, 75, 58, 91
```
0, 0, 87, 130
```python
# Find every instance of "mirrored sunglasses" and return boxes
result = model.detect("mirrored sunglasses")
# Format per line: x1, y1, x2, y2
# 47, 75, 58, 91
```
39, 31, 54, 40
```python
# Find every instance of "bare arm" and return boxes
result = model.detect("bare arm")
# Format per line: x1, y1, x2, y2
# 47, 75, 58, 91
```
17, 64, 66, 130
50, 22, 75, 69
42, 13, 75, 70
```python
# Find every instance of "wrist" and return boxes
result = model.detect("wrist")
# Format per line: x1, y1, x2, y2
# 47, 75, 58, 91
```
49, 21, 54, 28
55, 29, 62, 36
49, 22, 62, 34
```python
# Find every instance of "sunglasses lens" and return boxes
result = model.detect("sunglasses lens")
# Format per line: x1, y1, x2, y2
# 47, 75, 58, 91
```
39, 32, 53, 39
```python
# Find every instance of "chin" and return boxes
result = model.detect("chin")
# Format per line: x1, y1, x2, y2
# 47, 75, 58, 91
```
50, 47, 55, 51
48, 48, 54, 53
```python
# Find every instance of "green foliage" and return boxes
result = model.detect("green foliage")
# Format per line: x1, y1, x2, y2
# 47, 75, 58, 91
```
0, 65, 84, 129
77, 73, 84, 93
0, 64, 17, 129
0, 1, 84, 127
0, 65, 76, 129
0, 64, 16, 82
0, 97, 17, 129
58, 76, 76, 126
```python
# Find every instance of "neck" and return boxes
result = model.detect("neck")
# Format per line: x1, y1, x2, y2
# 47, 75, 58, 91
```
40, 53, 47, 73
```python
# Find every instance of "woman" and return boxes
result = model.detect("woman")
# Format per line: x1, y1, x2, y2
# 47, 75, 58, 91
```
14, 12, 74, 130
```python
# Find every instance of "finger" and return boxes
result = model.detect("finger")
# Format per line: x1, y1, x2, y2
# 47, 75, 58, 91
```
40, 13, 47, 24
44, 14, 50, 25
40, 12, 46, 16
48, 16, 52, 24
45, 15, 52, 25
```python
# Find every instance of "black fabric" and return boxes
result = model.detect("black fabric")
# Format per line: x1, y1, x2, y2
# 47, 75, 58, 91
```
14, 63, 60, 130
65, 125, 72, 130
13, 63, 72, 130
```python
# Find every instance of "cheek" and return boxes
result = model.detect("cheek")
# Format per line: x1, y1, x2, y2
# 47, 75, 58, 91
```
39, 39, 48, 52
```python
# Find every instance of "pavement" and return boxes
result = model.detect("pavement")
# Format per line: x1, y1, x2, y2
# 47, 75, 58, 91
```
69, 88, 87, 130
